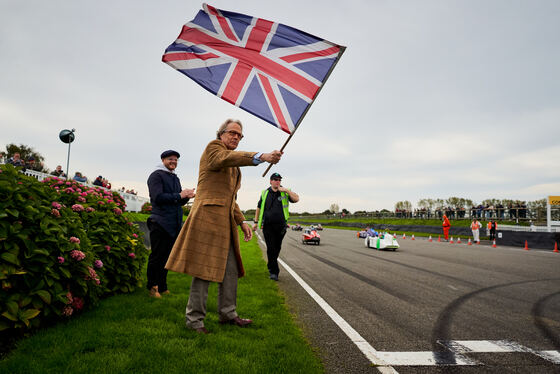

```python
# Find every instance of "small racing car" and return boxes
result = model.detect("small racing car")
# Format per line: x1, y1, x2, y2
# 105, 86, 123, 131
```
291, 224, 303, 231
302, 228, 320, 245
365, 232, 399, 251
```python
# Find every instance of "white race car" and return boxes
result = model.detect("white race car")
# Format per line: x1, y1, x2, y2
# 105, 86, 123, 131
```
365, 233, 399, 251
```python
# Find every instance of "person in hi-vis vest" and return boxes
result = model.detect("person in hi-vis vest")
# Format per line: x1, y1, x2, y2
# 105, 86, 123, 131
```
253, 172, 299, 281
471, 218, 482, 244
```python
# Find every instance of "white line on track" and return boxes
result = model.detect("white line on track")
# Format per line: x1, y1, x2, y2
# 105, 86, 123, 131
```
255, 232, 399, 374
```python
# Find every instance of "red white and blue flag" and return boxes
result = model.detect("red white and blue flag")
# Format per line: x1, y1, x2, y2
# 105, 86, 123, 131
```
163, 4, 344, 134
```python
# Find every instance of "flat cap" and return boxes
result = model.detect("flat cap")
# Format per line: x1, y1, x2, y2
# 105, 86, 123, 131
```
270, 172, 282, 180
160, 150, 180, 159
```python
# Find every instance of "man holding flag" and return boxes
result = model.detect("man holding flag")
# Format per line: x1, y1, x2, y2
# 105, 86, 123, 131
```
165, 119, 282, 334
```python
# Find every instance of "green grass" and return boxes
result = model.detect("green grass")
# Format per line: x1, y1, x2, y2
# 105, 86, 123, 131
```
0, 234, 323, 374
294, 217, 524, 228
122, 212, 150, 222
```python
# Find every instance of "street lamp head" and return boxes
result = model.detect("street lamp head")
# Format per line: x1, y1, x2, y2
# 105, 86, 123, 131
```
59, 129, 75, 144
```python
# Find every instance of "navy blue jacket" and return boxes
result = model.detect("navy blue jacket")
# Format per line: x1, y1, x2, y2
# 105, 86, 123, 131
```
147, 169, 190, 237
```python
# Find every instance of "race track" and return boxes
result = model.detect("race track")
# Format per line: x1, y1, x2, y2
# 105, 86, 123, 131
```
256, 227, 560, 374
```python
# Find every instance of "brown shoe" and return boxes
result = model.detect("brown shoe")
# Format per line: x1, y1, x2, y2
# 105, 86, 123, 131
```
149, 286, 161, 298
219, 316, 253, 327
161, 290, 170, 295
192, 326, 210, 334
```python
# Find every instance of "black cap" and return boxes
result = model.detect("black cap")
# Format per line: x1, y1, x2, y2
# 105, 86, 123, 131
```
270, 172, 282, 180
28, 156, 35, 161
160, 150, 180, 159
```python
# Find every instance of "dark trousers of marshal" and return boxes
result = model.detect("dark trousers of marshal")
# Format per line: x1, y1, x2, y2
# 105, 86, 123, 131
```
262, 222, 287, 277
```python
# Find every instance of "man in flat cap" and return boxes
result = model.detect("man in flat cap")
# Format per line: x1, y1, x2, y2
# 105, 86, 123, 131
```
146, 149, 196, 298
166, 119, 282, 334
253, 172, 299, 281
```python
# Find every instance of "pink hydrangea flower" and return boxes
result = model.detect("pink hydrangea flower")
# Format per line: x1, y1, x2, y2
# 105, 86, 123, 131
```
57, 256, 65, 264
69, 236, 80, 244
66, 291, 73, 304
70, 250, 85, 261
128, 253, 136, 259
80, 192, 87, 197
62, 305, 73, 316
104, 245, 111, 252
113, 207, 122, 215
51, 208, 61, 217
86, 207, 95, 213
72, 296, 84, 310
52, 202, 62, 209
71, 204, 84, 212
98, 201, 105, 205
127, 222, 133, 226
66, 182, 72, 185
94, 260, 103, 268
77, 196, 86, 203
132, 233, 138, 238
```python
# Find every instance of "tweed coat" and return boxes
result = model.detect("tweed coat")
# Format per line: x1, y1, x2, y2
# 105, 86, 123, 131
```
165, 140, 257, 282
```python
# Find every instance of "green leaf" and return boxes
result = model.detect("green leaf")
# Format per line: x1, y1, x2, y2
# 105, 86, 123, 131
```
33, 249, 50, 256
59, 267, 71, 278
6, 301, 19, 316
1, 252, 19, 265
35, 290, 51, 304
20, 309, 41, 321
5, 208, 19, 218
0, 319, 10, 331
1, 311, 17, 322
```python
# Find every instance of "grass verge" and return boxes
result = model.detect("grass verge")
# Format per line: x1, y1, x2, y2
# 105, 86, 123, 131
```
0, 233, 323, 374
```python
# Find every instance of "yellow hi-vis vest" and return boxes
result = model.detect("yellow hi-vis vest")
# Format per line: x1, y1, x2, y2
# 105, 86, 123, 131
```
257, 189, 289, 229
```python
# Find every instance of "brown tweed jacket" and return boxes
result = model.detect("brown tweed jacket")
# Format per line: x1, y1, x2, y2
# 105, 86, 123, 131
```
165, 140, 257, 282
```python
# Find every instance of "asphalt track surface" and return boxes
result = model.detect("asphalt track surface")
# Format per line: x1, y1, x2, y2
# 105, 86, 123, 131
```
256, 228, 560, 373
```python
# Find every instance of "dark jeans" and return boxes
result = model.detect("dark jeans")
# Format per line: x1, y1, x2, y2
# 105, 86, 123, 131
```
263, 223, 287, 276
489, 228, 496, 240
146, 219, 176, 292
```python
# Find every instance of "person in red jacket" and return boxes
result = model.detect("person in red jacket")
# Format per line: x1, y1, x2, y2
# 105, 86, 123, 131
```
442, 214, 451, 241
488, 220, 497, 241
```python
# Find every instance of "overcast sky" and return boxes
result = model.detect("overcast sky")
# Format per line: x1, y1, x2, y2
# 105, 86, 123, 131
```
2, 1, 559, 213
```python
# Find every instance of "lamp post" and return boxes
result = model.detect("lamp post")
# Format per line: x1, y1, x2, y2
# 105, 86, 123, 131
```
59, 129, 75, 180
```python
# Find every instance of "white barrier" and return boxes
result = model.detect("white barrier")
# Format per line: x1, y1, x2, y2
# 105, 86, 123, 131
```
20, 169, 149, 212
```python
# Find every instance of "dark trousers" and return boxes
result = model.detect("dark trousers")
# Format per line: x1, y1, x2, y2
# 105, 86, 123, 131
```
146, 220, 176, 293
490, 228, 496, 240
263, 223, 287, 276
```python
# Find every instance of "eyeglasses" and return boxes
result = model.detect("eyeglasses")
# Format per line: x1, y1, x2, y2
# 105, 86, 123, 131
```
224, 130, 244, 139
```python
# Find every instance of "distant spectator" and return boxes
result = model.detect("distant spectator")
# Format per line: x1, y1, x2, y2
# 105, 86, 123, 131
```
24, 156, 43, 172
73, 171, 87, 183
51, 165, 67, 178
93, 176, 103, 186
7, 153, 25, 167
0, 152, 6, 164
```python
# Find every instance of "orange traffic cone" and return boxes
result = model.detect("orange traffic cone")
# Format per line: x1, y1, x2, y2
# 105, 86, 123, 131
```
492, 240, 497, 248
554, 242, 559, 253
467, 238, 472, 246
402, 233, 406, 239
450, 237, 454, 244
411, 234, 415, 240
457, 237, 462, 244
524, 240, 529, 251
438, 235, 441, 242
428, 235, 433, 242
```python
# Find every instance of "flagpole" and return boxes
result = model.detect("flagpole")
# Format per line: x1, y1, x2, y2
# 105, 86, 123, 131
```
262, 46, 347, 177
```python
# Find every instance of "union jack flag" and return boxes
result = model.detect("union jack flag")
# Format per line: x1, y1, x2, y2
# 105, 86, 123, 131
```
163, 4, 344, 134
